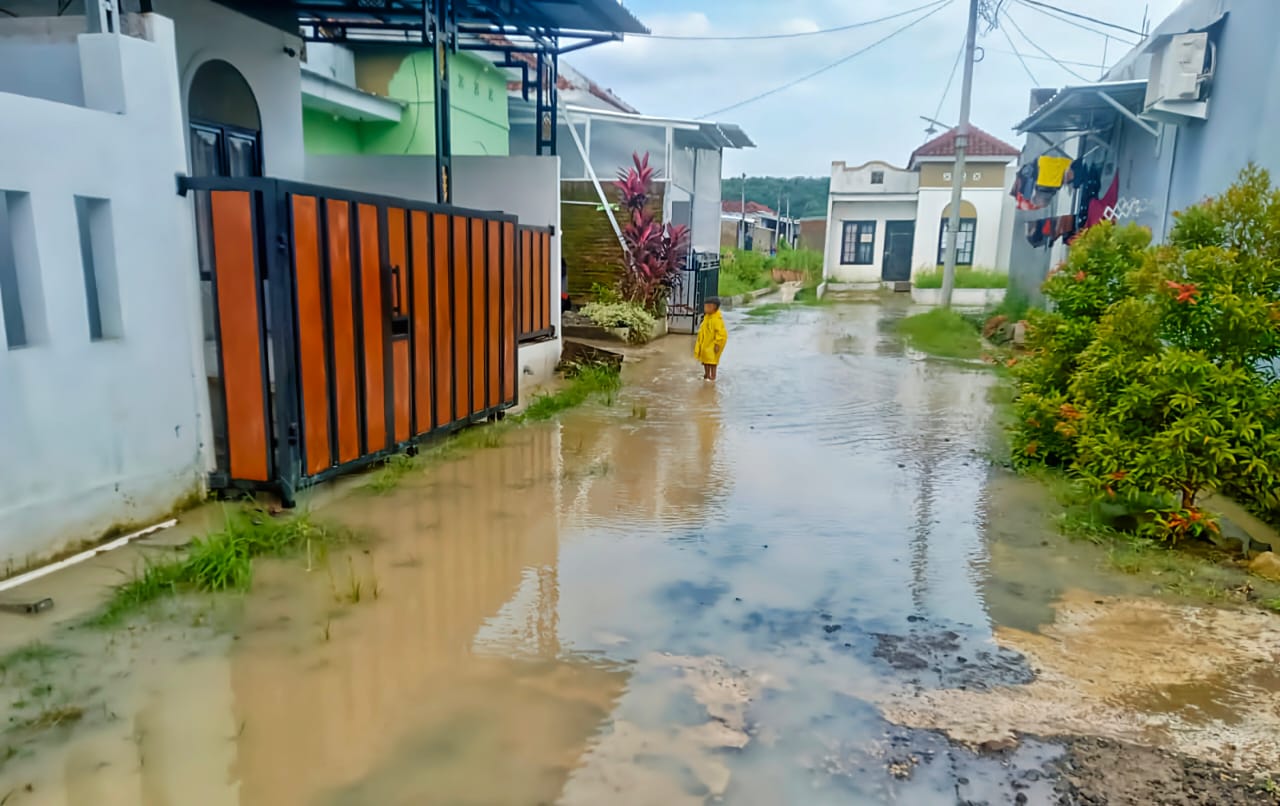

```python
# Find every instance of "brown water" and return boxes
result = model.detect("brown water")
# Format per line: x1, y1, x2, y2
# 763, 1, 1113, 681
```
2, 298, 1278, 805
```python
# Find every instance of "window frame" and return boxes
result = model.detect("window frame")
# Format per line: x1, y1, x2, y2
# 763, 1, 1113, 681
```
870, 170, 885, 185
840, 220, 877, 265
936, 217, 977, 266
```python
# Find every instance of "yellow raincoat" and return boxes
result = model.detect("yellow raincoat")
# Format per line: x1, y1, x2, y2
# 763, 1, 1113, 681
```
695, 310, 728, 365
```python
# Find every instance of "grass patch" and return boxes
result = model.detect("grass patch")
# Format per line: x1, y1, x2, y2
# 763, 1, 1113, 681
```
896, 308, 982, 359
745, 303, 787, 318
717, 271, 758, 298
89, 508, 354, 628
520, 361, 621, 422
11, 705, 84, 733
0, 644, 76, 684
912, 266, 1009, 289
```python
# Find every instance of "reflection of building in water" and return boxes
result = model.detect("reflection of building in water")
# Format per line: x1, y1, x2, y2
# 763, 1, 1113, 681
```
559, 382, 727, 526
227, 427, 628, 804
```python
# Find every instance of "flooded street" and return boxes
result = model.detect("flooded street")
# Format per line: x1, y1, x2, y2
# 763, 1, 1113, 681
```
3, 298, 1279, 805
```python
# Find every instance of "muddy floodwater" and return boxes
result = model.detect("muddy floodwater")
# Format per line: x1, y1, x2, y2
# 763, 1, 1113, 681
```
2, 298, 1279, 805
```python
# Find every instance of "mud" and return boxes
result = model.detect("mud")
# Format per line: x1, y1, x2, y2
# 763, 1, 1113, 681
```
1, 298, 1277, 805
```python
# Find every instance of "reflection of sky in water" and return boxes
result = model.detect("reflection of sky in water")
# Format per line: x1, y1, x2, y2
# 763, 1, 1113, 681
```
546, 302, 1015, 803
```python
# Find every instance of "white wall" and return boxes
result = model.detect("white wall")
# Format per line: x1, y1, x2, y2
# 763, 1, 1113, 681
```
153, 0, 306, 180
824, 198, 918, 283
691, 148, 723, 254
914, 186, 1011, 274
305, 154, 438, 203
830, 160, 918, 195
0, 16, 208, 572
0, 17, 85, 106
455, 155, 563, 391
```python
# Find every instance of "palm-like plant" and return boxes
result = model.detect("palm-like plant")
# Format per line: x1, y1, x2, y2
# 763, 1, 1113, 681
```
615, 152, 690, 311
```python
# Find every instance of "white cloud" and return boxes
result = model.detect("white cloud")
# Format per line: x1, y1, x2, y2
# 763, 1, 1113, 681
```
568, 0, 1182, 176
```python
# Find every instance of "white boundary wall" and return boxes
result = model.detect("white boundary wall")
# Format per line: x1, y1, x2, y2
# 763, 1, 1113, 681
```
0, 16, 208, 573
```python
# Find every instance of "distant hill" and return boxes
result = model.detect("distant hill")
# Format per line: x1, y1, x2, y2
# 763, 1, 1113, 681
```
722, 176, 830, 220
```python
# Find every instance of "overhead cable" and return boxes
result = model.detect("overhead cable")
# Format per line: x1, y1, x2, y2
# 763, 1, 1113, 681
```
1018, 0, 1144, 37
637, 0, 950, 41
1002, 8, 1091, 82
1015, 0, 1138, 45
698, 0, 955, 119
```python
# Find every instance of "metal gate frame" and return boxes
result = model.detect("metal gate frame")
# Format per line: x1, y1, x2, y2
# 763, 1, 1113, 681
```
667, 250, 720, 334
180, 176, 520, 505
516, 223, 555, 343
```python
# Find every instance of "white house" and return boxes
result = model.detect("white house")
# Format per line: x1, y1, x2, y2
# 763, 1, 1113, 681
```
0, 0, 644, 576
823, 126, 1020, 285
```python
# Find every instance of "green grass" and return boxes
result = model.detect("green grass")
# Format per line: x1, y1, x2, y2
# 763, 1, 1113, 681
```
717, 271, 757, 298
520, 362, 622, 422
912, 267, 1009, 289
89, 508, 354, 628
896, 308, 983, 359
0, 644, 76, 684
745, 303, 787, 318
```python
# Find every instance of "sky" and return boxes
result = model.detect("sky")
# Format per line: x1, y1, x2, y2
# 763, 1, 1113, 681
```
568, 0, 1184, 177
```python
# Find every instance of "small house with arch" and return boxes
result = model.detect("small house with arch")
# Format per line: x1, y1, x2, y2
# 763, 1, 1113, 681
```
822, 125, 1020, 285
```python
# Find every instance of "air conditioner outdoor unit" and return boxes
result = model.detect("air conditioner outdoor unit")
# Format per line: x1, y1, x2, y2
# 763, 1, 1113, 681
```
1144, 32, 1212, 123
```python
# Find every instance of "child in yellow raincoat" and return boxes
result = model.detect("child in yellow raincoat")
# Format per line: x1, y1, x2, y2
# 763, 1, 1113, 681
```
694, 297, 727, 381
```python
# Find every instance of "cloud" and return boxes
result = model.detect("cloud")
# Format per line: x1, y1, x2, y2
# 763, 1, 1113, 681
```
567, 0, 1182, 176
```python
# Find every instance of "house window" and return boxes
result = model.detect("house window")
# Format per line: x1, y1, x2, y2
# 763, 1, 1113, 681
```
937, 218, 977, 265
870, 171, 885, 185
840, 221, 876, 265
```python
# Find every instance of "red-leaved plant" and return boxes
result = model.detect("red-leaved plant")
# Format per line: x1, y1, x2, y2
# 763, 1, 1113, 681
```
615, 152, 689, 311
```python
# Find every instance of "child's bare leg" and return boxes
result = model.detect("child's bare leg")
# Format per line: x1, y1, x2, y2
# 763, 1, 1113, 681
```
709, 364, 718, 381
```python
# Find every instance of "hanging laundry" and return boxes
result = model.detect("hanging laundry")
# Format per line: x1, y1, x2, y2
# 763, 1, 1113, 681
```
1086, 172, 1120, 229
1036, 155, 1073, 190
1052, 215, 1076, 244
1011, 162, 1043, 210
1026, 220, 1047, 248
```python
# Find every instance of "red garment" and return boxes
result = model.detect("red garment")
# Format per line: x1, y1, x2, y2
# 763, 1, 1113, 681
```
1087, 172, 1120, 229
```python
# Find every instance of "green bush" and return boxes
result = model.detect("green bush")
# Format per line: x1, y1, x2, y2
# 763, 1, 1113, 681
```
579, 301, 657, 344
1009, 166, 1280, 541
912, 267, 1010, 289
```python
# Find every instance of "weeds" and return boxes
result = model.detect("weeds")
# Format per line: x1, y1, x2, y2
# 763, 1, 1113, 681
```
746, 303, 787, 319
911, 266, 1010, 290
89, 508, 352, 628
520, 361, 621, 422
12, 705, 84, 732
368, 454, 416, 494
896, 308, 982, 360
0, 644, 75, 681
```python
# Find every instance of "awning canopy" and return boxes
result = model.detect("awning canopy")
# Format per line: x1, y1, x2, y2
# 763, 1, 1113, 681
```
545, 104, 752, 151
1014, 80, 1153, 136
216, 0, 648, 47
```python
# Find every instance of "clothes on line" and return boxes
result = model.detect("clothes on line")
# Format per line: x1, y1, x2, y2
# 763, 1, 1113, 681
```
1036, 156, 1073, 190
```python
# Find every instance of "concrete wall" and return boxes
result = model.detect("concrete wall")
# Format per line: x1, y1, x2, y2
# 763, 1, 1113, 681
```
824, 198, 919, 283
153, 0, 306, 179
830, 160, 918, 195
691, 148, 723, 254
913, 186, 1011, 273
454, 156, 563, 390
304, 154, 438, 202
0, 18, 85, 106
0, 16, 207, 573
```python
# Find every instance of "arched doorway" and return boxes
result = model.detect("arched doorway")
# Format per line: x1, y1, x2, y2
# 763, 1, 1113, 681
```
188, 60, 262, 177
938, 200, 978, 265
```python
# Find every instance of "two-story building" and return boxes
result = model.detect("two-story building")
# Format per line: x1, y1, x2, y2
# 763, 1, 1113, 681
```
822, 126, 1020, 285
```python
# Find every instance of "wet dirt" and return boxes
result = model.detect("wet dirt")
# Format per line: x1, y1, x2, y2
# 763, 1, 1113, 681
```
1, 298, 1278, 805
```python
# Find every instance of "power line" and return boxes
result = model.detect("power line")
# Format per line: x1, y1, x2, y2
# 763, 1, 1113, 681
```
997, 13, 1040, 84
1018, 0, 1143, 37
1015, 0, 1137, 46
1002, 7, 1091, 82
985, 47, 1103, 68
637, 0, 950, 41
698, 0, 955, 119
933, 34, 967, 122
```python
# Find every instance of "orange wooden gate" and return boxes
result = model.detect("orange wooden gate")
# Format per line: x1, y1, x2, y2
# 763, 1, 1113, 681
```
184, 177, 519, 503
517, 224, 553, 343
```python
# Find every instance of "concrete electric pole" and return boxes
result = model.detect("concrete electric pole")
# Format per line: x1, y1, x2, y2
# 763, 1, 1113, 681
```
941, 0, 979, 308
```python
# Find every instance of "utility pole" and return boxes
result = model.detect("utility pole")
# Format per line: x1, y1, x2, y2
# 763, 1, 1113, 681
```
941, 0, 979, 308
785, 195, 792, 247
740, 173, 747, 250
776, 188, 783, 253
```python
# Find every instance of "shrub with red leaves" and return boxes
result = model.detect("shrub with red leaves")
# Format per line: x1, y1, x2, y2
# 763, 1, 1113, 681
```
614, 153, 690, 312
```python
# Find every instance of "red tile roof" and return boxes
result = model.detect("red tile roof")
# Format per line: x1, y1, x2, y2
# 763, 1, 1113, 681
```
722, 201, 776, 216
909, 125, 1020, 164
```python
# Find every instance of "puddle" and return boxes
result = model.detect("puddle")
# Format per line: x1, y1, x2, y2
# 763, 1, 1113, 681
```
1, 299, 1277, 804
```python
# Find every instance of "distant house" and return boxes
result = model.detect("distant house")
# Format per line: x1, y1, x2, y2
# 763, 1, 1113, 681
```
798, 217, 827, 253
822, 126, 1019, 284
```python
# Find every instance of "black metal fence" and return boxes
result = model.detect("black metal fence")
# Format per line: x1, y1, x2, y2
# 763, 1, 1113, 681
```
667, 251, 720, 334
